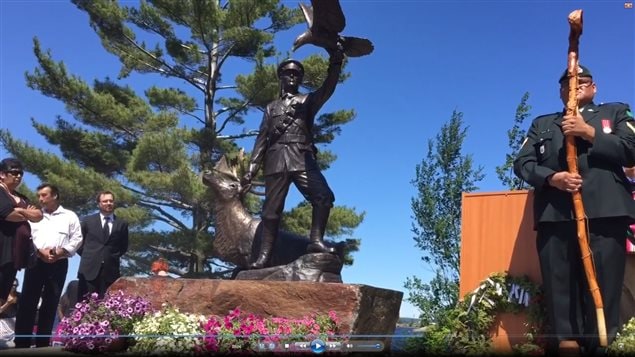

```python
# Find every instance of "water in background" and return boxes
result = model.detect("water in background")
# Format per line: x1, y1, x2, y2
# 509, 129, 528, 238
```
391, 326, 422, 353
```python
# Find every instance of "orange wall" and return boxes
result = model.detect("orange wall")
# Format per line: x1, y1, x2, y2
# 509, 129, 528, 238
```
459, 190, 541, 297
459, 190, 541, 351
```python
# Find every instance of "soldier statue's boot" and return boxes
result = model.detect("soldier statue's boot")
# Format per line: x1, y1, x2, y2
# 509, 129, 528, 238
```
307, 206, 336, 254
250, 220, 278, 269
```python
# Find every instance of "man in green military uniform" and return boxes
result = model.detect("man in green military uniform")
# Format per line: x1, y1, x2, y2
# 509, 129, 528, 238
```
241, 48, 344, 269
514, 65, 635, 354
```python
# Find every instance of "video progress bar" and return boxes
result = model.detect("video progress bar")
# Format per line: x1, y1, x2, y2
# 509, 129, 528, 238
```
256, 340, 385, 352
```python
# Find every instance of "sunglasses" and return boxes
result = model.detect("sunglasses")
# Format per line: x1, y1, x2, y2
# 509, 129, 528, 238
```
560, 80, 594, 90
6, 170, 24, 177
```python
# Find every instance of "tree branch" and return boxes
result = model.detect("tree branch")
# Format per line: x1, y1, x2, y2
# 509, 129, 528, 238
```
147, 214, 184, 231
215, 99, 252, 134
149, 244, 193, 260
217, 130, 259, 140
131, 10, 210, 78
136, 202, 189, 231
121, 184, 192, 210
178, 109, 205, 125
121, 34, 205, 93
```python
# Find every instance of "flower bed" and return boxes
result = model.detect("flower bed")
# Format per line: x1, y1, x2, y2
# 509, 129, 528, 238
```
203, 308, 341, 353
57, 290, 153, 353
129, 305, 207, 355
57, 290, 343, 354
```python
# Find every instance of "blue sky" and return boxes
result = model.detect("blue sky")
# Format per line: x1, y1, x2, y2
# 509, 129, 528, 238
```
0, 1, 633, 319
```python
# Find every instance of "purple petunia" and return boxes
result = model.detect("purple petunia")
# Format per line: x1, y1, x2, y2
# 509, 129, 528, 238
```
58, 290, 154, 353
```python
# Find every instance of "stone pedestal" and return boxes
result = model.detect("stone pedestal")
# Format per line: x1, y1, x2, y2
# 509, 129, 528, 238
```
109, 278, 403, 348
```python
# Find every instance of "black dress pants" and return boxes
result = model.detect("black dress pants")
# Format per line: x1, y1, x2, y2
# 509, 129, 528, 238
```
0, 262, 17, 301
77, 265, 116, 301
14, 258, 67, 348
537, 217, 627, 354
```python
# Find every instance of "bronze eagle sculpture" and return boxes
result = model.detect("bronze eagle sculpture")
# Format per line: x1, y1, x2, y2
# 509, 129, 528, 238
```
292, 0, 374, 57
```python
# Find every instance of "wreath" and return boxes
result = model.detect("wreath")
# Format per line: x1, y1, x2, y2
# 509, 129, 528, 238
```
420, 271, 547, 355
609, 316, 635, 355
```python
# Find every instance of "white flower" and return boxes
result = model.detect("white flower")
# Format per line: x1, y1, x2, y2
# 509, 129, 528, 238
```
130, 305, 205, 355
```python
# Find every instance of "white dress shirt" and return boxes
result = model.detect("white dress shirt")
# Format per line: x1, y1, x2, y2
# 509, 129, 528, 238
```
30, 205, 83, 256
100, 213, 114, 235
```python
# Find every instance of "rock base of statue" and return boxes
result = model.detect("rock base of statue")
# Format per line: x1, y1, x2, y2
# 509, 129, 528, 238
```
235, 252, 343, 282
109, 278, 403, 349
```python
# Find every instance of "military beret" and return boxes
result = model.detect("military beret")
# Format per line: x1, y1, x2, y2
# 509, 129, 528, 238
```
277, 59, 304, 78
558, 64, 592, 83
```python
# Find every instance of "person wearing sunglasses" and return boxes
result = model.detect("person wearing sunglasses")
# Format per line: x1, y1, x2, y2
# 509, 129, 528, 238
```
0, 158, 42, 307
240, 49, 345, 269
514, 65, 635, 355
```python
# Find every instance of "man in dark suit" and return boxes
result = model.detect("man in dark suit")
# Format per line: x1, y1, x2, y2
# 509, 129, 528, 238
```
77, 191, 128, 301
241, 48, 344, 269
514, 65, 635, 354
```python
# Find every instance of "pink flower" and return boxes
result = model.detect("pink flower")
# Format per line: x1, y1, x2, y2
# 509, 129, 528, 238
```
201, 308, 342, 353
328, 310, 339, 324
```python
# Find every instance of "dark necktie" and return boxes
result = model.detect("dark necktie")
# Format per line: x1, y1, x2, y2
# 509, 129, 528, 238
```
103, 216, 111, 238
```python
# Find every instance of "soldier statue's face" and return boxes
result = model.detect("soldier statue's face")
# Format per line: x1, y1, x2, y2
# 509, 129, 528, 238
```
279, 69, 302, 94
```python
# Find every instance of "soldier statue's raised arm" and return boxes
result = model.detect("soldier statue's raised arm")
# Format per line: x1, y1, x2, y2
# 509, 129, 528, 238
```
241, 48, 344, 269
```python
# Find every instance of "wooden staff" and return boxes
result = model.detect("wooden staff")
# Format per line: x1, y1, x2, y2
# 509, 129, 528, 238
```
565, 9, 608, 347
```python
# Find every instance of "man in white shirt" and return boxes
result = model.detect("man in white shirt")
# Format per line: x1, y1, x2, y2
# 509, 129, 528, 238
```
13, 184, 82, 349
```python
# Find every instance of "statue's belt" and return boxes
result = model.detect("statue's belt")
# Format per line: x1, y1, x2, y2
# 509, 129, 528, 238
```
275, 133, 308, 144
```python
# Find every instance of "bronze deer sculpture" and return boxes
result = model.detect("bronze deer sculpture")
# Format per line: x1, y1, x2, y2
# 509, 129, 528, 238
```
202, 156, 345, 270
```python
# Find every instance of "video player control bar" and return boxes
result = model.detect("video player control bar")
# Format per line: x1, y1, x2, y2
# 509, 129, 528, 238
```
256, 339, 385, 353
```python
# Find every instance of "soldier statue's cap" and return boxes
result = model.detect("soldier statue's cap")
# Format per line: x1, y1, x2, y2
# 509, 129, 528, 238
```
277, 59, 304, 78
558, 64, 592, 83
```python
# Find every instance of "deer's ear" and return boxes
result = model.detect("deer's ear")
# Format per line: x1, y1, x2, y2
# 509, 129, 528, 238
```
214, 156, 231, 174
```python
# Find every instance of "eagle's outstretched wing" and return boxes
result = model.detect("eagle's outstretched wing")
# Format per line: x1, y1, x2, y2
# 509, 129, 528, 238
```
311, 0, 345, 35
293, 0, 373, 57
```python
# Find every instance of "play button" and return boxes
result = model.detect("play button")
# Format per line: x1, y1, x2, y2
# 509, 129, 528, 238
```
310, 339, 326, 354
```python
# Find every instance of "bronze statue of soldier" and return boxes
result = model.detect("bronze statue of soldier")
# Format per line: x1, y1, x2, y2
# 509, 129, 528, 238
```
241, 48, 344, 269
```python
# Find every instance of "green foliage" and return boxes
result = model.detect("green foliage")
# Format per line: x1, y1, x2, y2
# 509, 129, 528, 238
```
407, 110, 484, 325
404, 271, 458, 327
405, 272, 547, 355
609, 317, 635, 356
1, 0, 364, 276
496, 92, 531, 190
282, 201, 363, 265
282, 201, 364, 238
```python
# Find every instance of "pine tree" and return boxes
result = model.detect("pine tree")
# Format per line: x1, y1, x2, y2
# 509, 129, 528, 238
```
405, 110, 484, 325
496, 92, 532, 190
0, 0, 363, 277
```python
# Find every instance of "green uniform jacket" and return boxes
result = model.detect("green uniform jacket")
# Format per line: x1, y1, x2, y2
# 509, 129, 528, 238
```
513, 102, 635, 224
